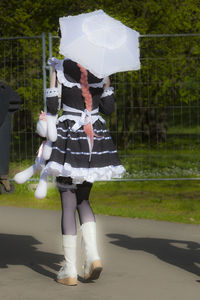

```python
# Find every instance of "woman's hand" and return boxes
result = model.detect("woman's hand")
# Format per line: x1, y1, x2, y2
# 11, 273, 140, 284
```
104, 77, 110, 90
50, 68, 57, 88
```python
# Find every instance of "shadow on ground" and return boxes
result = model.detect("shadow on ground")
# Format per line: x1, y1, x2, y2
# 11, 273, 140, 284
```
0, 233, 63, 279
107, 233, 200, 277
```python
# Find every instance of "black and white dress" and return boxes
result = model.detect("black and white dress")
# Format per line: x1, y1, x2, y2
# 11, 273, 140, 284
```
44, 58, 125, 185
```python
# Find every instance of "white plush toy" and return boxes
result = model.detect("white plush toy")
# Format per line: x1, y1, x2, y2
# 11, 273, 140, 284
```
14, 67, 59, 199
14, 112, 57, 198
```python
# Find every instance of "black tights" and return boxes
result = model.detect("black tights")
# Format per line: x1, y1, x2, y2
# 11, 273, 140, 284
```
59, 181, 95, 235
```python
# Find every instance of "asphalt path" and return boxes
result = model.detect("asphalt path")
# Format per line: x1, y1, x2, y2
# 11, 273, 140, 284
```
0, 206, 200, 300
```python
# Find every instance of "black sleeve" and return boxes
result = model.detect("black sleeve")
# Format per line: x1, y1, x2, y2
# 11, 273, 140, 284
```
99, 95, 115, 115
46, 96, 59, 115
45, 88, 59, 115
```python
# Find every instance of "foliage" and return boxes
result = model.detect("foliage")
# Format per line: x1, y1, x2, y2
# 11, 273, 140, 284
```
1, 1, 200, 168
1, 0, 200, 36
1, 180, 200, 224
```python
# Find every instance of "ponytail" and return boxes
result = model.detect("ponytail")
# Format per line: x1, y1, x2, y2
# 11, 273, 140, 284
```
78, 64, 94, 151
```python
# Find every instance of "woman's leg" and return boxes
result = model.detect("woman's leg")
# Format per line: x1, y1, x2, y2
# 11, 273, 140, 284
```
56, 179, 78, 286
76, 182, 102, 281
76, 182, 95, 225
60, 189, 77, 235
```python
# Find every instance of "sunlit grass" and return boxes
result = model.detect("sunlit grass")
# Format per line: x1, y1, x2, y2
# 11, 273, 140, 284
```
6, 131, 200, 224
1, 180, 200, 225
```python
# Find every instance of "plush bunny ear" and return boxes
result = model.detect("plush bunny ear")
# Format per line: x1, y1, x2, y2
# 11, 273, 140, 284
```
46, 114, 57, 142
37, 118, 48, 137
14, 165, 37, 184
35, 170, 48, 199
42, 140, 52, 160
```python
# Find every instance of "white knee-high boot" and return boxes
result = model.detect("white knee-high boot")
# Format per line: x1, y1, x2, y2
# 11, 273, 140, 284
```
81, 222, 103, 281
57, 235, 77, 286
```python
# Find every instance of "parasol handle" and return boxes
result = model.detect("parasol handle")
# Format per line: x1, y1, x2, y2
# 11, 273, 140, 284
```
104, 77, 110, 90
50, 68, 56, 88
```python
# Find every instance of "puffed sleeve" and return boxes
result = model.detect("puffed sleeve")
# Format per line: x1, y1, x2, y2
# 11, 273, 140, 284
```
45, 87, 59, 115
99, 87, 115, 115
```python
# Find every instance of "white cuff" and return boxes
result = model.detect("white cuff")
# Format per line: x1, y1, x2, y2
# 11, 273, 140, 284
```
48, 57, 60, 67
101, 87, 114, 98
46, 87, 58, 98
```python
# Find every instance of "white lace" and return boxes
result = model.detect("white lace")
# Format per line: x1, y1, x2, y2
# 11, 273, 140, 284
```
45, 87, 58, 97
101, 87, 114, 98
48, 57, 107, 89
44, 161, 126, 184
57, 134, 111, 141
52, 146, 117, 156
57, 127, 108, 134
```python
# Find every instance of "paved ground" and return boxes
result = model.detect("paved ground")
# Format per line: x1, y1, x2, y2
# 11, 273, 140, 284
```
0, 206, 200, 300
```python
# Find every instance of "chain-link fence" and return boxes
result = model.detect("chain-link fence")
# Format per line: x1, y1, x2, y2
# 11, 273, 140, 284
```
1, 33, 200, 180
0, 34, 46, 166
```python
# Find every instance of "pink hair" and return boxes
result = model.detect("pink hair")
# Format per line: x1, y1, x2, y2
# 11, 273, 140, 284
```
78, 63, 94, 150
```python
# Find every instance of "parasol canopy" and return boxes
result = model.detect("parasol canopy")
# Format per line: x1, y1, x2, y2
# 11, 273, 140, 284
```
59, 10, 140, 79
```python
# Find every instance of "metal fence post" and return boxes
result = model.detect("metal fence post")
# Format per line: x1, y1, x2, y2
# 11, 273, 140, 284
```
42, 32, 46, 112
1, 33, 200, 182
48, 32, 53, 82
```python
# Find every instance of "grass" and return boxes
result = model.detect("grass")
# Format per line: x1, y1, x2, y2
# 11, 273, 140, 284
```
1, 180, 200, 225
90, 181, 200, 224
5, 130, 200, 225
10, 146, 200, 181
167, 126, 200, 134
10, 126, 200, 180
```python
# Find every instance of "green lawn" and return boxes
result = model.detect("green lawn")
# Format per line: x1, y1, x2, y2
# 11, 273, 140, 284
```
1, 180, 200, 225
6, 130, 200, 225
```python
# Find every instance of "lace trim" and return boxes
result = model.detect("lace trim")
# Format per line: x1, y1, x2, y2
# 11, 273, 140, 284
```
101, 87, 114, 98
57, 127, 109, 133
52, 146, 117, 155
57, 133, 111, 141
44, 161, 126, 184
46, 87, 58, 98
89, 77, 107, 88
48, 57, 107, 89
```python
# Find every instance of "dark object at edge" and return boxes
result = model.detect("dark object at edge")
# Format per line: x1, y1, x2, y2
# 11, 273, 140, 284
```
0, 81, 20, 194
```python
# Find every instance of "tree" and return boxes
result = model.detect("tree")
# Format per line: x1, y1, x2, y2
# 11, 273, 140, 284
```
1, 0, 200, 152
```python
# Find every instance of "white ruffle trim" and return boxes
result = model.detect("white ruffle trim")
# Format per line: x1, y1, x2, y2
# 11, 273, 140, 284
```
46, 87, 59, 98
89, 77, 107, 88
101, 87, 114, 98
44, 161, 126, 184
48, 57, 107, 89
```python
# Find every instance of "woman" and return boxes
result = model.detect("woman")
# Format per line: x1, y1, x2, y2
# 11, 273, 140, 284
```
44, 56, 125, 286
